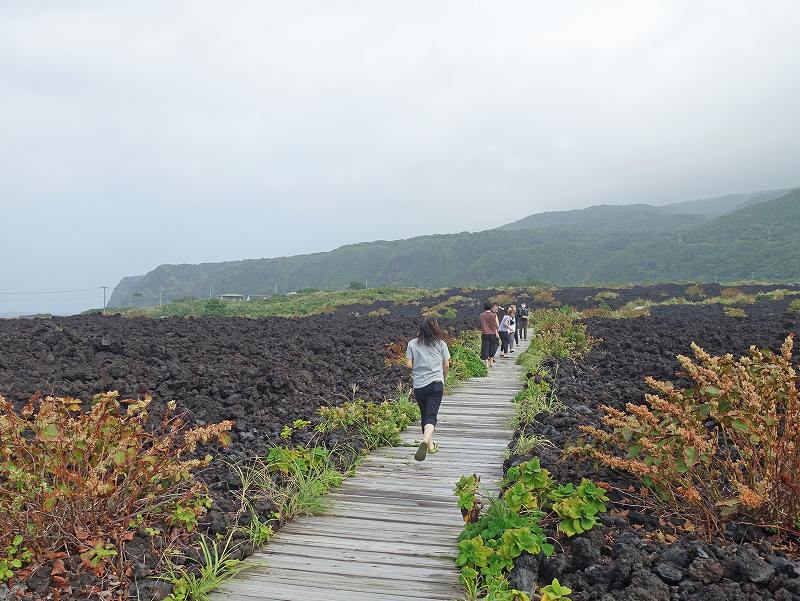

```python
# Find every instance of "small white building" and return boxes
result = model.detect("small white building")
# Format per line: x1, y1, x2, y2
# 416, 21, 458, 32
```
218, 293, 246, 302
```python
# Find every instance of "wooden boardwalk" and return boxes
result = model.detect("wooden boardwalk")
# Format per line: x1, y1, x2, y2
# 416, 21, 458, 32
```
215, 340, 528, 601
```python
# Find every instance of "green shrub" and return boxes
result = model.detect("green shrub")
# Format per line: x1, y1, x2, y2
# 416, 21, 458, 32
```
790, 299, 800, 313
202, 298, 228, 316
316, 393, 419, 450
454, 460, 605, 599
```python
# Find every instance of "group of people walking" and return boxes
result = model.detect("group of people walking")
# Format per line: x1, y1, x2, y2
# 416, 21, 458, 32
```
403, 298, 530, 461
480, 301, 529, 366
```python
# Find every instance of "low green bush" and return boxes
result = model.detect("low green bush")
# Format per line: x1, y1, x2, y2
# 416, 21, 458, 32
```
454, 458, 606, 601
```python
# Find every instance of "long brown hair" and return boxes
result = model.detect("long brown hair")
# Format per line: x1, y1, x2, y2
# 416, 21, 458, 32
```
417, 316, 445, 347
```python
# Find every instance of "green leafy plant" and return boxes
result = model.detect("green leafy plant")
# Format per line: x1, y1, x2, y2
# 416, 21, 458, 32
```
539, 578, 572, 601
455, 474, 481, 521
456, 536, 494, 572
79, 542, 118, 568
503, 482, 538, 513
504, 458, 554, 494
170, 495, 213, 532
242, 512, 274, 547
0, 535, 33, 582
550, 479, 608, 537
497, 527, 553, 563
266, 446, 330, 475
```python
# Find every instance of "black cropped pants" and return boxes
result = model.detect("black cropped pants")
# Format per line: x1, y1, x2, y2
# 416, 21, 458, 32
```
414, 381, 444, 431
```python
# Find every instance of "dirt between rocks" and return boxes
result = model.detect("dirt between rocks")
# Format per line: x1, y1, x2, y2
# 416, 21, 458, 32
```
508, 301, 800, 600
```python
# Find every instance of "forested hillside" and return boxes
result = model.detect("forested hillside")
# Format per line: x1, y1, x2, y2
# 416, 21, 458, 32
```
109, 189, 799, 308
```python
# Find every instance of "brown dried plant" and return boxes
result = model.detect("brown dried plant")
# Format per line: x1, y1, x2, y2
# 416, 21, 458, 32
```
577, 335, 800, 534
0, 391, 233, 579
685, 285, 706, 298
720, 286, 743, 299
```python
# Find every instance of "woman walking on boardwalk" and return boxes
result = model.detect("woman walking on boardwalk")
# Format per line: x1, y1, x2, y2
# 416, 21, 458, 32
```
499, 306, 516, 358
406, 317, 450, 461
479, 302, 500, 369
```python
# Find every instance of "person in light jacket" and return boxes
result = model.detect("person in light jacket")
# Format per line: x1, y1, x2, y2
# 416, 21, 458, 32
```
405, 317, 450, 461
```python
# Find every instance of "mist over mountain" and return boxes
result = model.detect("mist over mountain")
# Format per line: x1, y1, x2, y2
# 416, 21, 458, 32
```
109, 189, 799, 308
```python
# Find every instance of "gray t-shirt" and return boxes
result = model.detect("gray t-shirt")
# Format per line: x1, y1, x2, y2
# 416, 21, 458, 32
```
406, 338, 450, 389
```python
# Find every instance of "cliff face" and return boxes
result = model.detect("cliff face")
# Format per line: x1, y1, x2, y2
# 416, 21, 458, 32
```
108, 274, 145, 308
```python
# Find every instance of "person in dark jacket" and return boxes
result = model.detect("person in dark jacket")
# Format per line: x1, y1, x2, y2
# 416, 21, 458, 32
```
517, 303, 530, 341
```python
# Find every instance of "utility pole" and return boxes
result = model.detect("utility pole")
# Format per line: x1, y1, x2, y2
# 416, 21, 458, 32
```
100, 286, 109, 311
159, 284, 163, 307
209, 284, 213, 299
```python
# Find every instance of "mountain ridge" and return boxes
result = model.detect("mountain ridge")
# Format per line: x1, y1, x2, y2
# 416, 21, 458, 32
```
109, 188, 800, 308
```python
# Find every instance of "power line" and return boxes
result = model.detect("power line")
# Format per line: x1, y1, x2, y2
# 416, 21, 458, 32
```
0, 287, 103, 295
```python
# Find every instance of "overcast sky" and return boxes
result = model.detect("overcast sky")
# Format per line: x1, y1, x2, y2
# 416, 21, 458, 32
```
1, 1, 799, 314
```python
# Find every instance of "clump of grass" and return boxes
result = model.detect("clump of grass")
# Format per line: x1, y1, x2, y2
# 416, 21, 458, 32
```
593, 290, 619, 301
510, 379, 564, 430
423, 295, 471, 320
511, 432, 554, 457
367, 308, 390, 317
791, 299, 800, 314
160, 533, 246, 601
724, 307, 747, 318
230, 447, 342, 526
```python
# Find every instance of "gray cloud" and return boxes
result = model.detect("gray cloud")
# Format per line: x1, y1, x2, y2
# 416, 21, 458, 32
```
1, 1, 799, 314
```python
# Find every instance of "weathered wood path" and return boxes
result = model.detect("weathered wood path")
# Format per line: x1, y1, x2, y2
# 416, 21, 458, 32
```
215, 340, 528, 601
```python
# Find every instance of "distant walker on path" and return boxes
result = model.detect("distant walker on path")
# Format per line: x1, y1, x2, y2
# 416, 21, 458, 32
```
499, 306, 516, 358
517, 302, 530, 341
479, 302, 500, 369
405, 317, 450, 461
